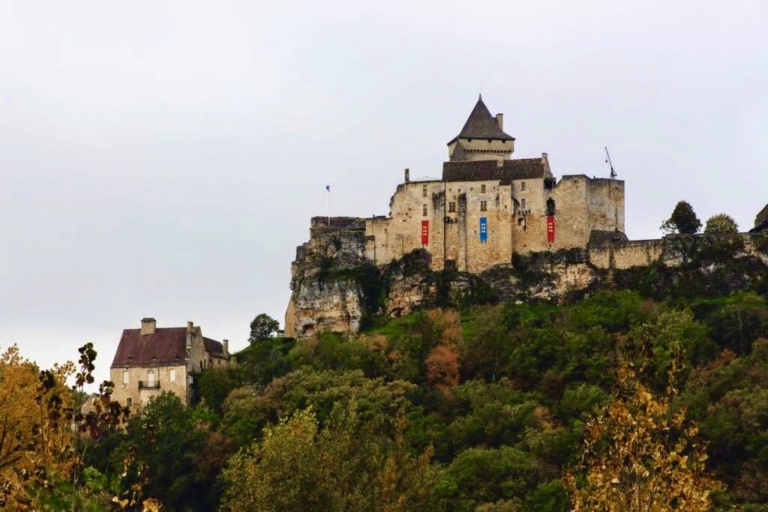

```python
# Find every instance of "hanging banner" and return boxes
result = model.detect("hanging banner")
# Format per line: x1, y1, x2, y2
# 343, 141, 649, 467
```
421, 220, 429, 246
547, 216, 555, 243
479, 217, 488, 243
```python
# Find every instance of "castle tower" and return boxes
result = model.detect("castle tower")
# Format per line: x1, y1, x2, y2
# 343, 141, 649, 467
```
447, 95, 515, 163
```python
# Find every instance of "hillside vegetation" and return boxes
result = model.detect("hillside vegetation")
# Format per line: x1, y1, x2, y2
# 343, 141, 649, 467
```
3, 286, 768, 511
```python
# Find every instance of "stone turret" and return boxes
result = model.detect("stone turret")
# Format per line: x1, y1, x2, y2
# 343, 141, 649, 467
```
447, 95, 515, 163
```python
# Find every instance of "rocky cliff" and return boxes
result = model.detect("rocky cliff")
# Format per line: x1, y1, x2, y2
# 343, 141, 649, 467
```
285, 220, 768, 338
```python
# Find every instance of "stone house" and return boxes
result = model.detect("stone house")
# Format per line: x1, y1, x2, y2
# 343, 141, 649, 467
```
110, 318, 229, 407
364, 95, 626, 274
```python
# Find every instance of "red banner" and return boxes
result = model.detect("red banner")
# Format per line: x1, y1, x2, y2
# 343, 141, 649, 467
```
547, 216, 555, 243
421, 220, 429, 246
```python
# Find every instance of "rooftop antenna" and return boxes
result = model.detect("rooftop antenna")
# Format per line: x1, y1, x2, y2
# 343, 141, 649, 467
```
605, 146, 617, 179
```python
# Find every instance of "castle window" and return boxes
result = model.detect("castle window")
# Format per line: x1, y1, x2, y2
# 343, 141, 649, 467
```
422, 185, 427, 197
521, 198, 527, 210
480, 200, 488, 212
449, 202, 456, 213
546, 198, 556, 216
127, 398, 132, 407
521, 182, 526, 191
170, 369, 177, 383
423, 204, 428, 216
481, 184, 486, 193
123, 370, 129, 385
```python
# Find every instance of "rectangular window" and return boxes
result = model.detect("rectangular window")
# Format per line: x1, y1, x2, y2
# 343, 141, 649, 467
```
480, 200, 487, 212
169, 369, 177, 382
422, 185, 427, 197
481, 184, 486, 193
127, 398, 132, 407
147, 370, 155, 386
521, 182, 526, 191
123, 371, 129, 385
423, 204, 428, 216
449, 202, 456, 213
521, 198, 527, 210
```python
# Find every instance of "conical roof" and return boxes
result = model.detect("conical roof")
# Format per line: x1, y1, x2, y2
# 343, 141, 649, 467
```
447, 95, 515, 145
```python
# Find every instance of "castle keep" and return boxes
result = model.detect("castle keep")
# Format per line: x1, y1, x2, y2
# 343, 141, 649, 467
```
365, 96, 626, 274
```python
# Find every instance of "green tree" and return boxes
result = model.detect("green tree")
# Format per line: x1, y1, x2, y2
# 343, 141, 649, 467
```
661, 200, 702, 235
249, 313, 281, 343
221, 405, 438, 512
704, 213, 738, 235
118, 392, 208, 510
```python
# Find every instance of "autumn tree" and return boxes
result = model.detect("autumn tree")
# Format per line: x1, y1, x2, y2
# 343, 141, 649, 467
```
566, 359, 722, 511
425, 344, 460, 391
662, 201, 702, 235
704, 213, 738, 235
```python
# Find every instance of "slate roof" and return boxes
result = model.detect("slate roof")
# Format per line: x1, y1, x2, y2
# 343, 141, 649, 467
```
442, 158, 546, 183
447, 96, 515, 145
111, 328, 226, 367
204, 337, 227, 359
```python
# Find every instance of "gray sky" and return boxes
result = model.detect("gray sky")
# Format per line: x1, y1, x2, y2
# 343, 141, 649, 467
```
2, 0, 767, 384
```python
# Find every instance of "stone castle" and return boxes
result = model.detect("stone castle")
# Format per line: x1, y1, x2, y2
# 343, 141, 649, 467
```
365, 95, 625, 274
284, 97, 767, 338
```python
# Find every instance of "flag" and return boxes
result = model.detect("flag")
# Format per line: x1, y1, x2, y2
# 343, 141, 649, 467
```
326, 184, 330, 192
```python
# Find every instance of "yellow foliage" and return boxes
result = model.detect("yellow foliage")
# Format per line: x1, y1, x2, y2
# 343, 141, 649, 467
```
0, 345, 76, 508
566, 363, 723, 511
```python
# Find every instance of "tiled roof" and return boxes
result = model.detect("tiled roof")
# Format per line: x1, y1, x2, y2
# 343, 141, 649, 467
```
447, 96, 515, 145
500, 159, 547, 183
442, 158, 546, 183
111, 328, 187, 367
111, 328, 227, 367
204, 337, 227, 359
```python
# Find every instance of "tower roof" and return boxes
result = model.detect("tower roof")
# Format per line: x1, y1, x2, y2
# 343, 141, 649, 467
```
448, 95, 515, 145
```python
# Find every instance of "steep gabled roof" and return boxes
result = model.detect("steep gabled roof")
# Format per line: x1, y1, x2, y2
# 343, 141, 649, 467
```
448, 95, 515, 145
204, 337, 227, 359
111, 328, 227, 367
111, 328, 187, 367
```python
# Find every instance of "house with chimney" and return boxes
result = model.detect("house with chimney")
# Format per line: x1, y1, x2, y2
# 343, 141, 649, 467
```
110, 318, 230, 407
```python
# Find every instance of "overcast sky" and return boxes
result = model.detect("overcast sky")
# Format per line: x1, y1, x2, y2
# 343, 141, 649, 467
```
1, 0, 767, 384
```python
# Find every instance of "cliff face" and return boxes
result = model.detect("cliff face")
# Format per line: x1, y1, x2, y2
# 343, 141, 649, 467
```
285, 217, 370, 338
286, 222, 768, 338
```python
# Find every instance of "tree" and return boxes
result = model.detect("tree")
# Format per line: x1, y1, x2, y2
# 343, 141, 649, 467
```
220, 405, 439, 512
566, 361, 723, 511
661, 201, 702, 235
249, 313, 281, 344
704, 213, 738, 235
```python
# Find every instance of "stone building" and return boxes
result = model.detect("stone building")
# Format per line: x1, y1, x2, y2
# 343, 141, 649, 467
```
110, 318, 229, 407
365, 95, 626, 274
751, 204, 768, 233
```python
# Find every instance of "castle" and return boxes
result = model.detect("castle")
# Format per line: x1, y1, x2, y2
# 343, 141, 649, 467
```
364, 96, 626, 274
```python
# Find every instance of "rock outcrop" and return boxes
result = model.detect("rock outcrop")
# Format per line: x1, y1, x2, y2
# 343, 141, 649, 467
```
285, 219, 768, 338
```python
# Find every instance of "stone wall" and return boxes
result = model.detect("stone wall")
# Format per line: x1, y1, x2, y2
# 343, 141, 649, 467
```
589, 239, 666, 270
110, 363, 188, 407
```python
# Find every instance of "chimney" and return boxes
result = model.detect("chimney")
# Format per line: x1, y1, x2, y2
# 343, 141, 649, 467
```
496, 113, 503, 131
187, 321, 193, 331
404, 168, 410, 183
223, 339, 229, 356
140, 318, 156, 335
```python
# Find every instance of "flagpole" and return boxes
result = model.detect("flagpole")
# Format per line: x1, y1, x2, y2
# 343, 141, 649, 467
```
327, 184, 331, 227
